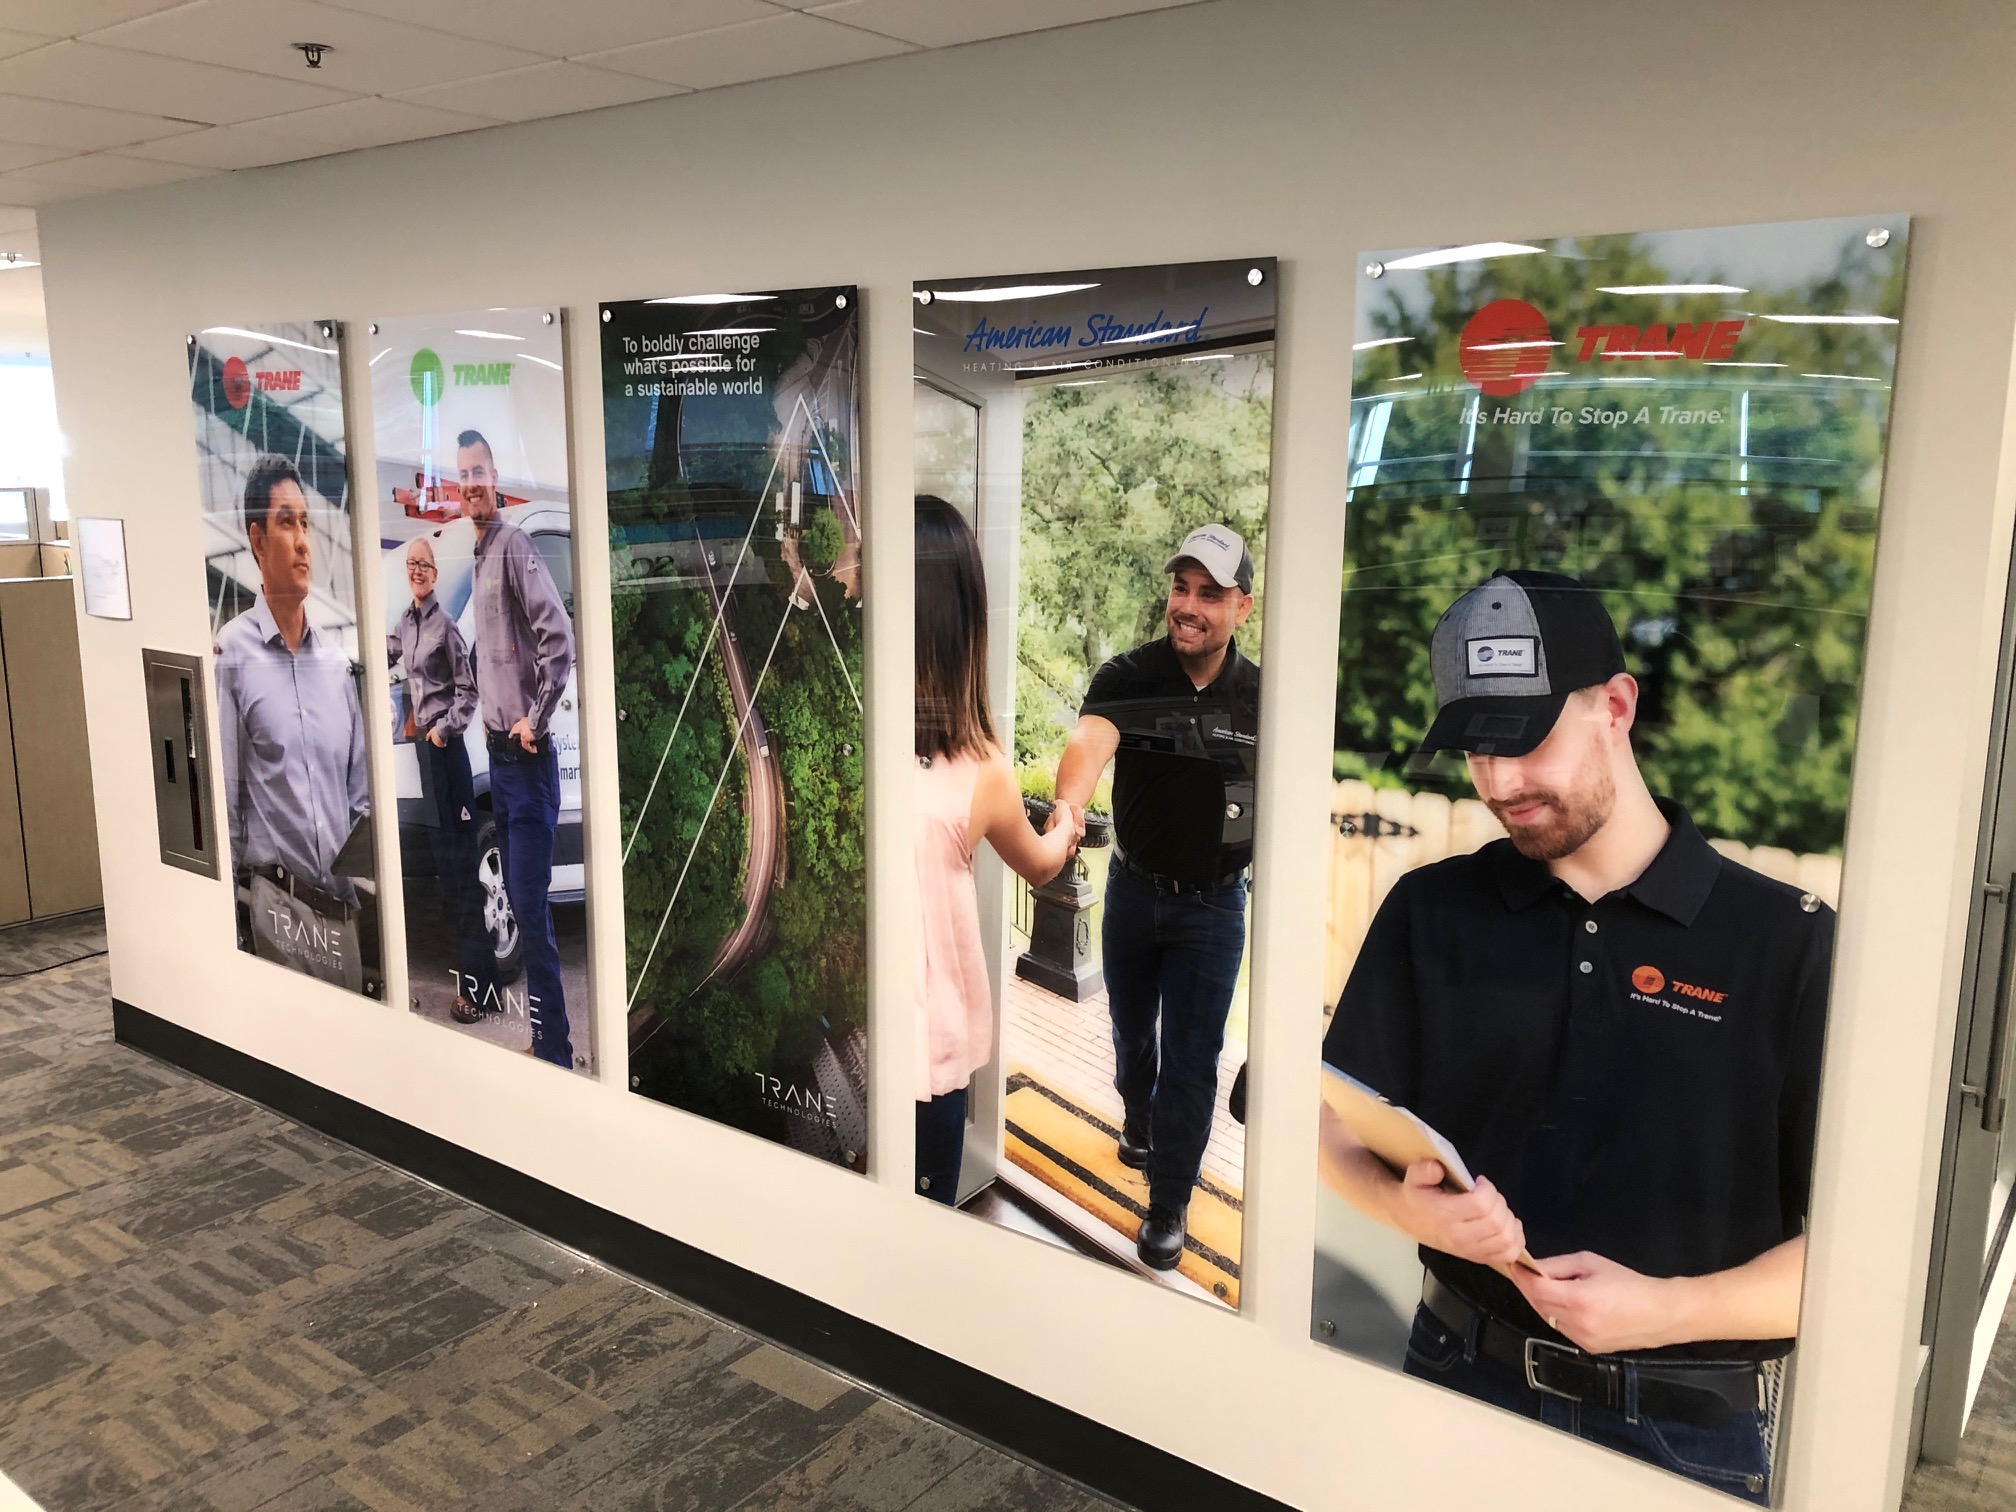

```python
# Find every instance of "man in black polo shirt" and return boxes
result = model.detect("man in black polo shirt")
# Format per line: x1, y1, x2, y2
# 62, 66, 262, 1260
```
1319, 569, 1829, 1504
1055, 524, 1261, 1271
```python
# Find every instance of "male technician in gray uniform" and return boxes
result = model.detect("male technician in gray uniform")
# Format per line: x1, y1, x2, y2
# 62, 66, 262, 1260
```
215, 454, 373, 993
458, 428, 576, 1067
387, 534, 494, 1026
1318, 569, 1831, 1503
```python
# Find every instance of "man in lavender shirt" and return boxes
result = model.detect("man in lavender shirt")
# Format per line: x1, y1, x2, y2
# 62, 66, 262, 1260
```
458, 429, 576, 1067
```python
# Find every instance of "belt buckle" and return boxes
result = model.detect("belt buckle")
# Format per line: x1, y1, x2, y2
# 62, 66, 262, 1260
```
1523, 1337, 1582, 1401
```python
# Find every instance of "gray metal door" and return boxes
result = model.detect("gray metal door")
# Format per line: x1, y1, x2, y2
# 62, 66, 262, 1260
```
1919, 574, 2016, 1461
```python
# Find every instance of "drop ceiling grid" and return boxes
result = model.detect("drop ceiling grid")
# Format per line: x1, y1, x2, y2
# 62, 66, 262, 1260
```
0, 0, 1205, 211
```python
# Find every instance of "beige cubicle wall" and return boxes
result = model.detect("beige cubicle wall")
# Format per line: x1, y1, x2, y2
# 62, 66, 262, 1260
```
33, 2, 2016, 1509
0, 575, 101, 925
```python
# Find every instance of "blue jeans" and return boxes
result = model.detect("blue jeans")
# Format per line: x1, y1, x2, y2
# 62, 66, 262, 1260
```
417, 736, 496, 1006
1102, 863, 1246, 1211
489, 739, 571, 1069
1403, 1305, 1772, 1504
915, 1088, 967, 1205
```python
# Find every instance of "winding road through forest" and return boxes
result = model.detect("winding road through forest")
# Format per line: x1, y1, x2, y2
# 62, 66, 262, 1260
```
626, 536, 788, 1055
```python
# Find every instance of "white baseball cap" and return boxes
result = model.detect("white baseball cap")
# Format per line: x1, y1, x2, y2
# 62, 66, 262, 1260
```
1164, 524, 1254, 593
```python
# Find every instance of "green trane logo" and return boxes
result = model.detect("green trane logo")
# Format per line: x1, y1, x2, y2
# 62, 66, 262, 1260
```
409, 347, 513, 405
410, 347, 444, 406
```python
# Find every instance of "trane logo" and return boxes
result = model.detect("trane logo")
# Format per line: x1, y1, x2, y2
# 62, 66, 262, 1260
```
256, 369, 302, 392
455, 361, 513, 387
1672, 980, 1728, 1004
1467, 636, 1536, 677
1632, 964, 1728, 1004
1573, 322, 1745, 363
1458, 298, 1749, 396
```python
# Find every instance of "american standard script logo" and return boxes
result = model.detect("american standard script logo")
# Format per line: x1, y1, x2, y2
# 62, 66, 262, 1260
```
962, 306, 1210, 355
1452, 296, 1743, 427
755, 1073, 840, 1126
1628, 962, 1730, 1023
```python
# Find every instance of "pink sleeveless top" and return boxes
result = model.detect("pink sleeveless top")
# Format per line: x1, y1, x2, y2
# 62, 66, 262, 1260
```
915, 752, 993, 1100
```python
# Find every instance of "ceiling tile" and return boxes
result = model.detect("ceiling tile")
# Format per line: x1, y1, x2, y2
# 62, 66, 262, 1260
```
120, 120, 330, 169
0, 207, 36, 235
94, 0, 552, 97
249, 95, 496, 151
0, 92, 202, 150
0, 40, 356, 125
582, 11, 913, 89
807, 0, 1197, 47
0, 174, 98, 206
316, 0, 779, 59
0, 140, 75, 171
0, 29, 52, 61
392, 61, 686, 124
5, 149, 214, 188
6, 0, 197, 40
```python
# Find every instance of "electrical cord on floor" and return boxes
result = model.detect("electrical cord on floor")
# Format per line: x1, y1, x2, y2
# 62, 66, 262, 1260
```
0, 948, 108, 979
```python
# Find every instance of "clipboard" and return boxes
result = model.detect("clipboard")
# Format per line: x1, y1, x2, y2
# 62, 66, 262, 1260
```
1321, 1063, 1540, 1273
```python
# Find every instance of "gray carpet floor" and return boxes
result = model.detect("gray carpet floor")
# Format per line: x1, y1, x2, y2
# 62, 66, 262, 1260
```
0, 914, 1123, 1512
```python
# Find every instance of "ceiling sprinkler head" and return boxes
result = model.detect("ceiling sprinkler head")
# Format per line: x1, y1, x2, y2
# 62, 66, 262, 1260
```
292, 41, 332, 68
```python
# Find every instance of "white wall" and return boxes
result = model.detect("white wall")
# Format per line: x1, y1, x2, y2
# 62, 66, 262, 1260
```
39, 3, 2016, 1508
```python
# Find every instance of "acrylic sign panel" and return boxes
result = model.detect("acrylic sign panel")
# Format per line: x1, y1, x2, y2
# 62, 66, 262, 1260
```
912, 259, 1277, 1308
371, 308, 594, 1074
603, 287, 867, 1169
190, 320, 382, 999
1313, 216, 1910, 1504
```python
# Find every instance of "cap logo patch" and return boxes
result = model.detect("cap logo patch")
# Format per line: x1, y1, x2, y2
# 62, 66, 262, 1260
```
1467, 636, 1538, 677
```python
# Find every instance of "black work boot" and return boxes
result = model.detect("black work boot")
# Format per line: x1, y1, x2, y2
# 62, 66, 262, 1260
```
1137, 1202, 1187, 1270
1117, 1120, 1152, 1170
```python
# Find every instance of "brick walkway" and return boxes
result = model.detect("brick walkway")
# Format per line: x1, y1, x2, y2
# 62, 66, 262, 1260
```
1001, 974, 1247, 1197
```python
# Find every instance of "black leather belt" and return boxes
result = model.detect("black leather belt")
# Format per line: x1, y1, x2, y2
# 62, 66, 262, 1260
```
1111, 849, 1247, 895
1422, 1273, 1764, 1428
249, 864, 355, 919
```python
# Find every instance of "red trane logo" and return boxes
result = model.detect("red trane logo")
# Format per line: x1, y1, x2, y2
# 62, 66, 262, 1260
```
257, 369, 302, 393
221, 356, 252, 410
1454, 307, 1751, 395
1458, 299, 1553, 396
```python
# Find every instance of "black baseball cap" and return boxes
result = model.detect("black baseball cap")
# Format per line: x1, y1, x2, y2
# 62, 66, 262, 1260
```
1419, 569, 1626, 758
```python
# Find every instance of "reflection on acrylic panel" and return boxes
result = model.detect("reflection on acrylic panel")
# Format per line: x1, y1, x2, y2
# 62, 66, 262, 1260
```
604, 287, 867, 1171
1313, 217, 1910, 1502
189, 320, 382, 999
912, 260, 1276, 1308
371, 309, 594, 1075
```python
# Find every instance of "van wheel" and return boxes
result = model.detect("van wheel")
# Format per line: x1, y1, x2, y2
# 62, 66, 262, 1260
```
475, 816, 525, 985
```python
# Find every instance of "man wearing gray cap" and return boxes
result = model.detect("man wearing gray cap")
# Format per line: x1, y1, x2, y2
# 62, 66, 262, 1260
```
1318, 568, 1830, 1503
1054, 524, 1260, 1271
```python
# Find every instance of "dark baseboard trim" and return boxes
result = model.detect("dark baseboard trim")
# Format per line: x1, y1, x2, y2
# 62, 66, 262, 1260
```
112, 1000, 1292, 1512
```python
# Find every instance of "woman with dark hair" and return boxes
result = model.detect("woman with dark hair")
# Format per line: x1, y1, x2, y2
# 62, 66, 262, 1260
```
915, 494, 1078, 1204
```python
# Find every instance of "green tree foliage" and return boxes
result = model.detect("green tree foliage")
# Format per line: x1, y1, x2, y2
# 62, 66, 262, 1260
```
1015, 354, 1275, 770
605, 300, 866, 1140
1338, 231, 1903, 855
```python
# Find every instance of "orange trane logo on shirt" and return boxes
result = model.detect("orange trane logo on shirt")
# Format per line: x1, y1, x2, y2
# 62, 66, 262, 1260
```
1631, 963, 1730, 1004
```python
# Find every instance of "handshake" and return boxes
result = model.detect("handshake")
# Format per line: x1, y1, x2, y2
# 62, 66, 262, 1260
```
1044, 796, 1085, 856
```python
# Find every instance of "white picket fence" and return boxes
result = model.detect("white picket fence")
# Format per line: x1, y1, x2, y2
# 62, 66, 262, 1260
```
1324, 779, 1844, 1010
